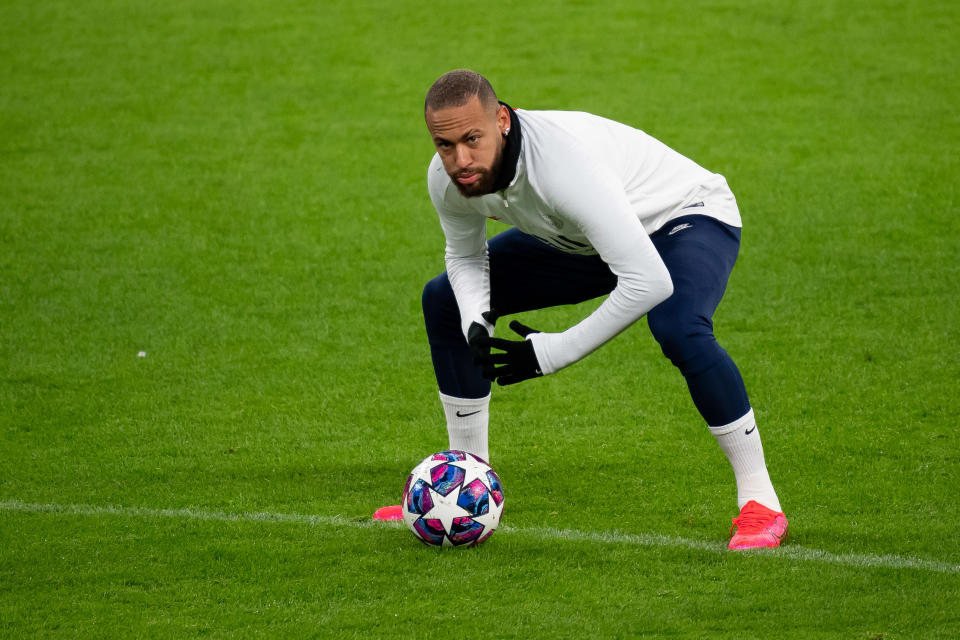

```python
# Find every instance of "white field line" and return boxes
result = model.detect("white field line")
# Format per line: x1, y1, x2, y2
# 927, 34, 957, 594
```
505, 524, 960, 574
3, 499, 958, 575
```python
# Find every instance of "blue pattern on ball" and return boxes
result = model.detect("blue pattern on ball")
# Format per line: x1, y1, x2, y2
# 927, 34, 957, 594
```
430, 463, 465, 496
486, 470, 504, 506
412, 518, 446, 546
406, 478, 433, 515
432, 450, 467, 462
448, 517, 485, 545
457, 478, 490, 516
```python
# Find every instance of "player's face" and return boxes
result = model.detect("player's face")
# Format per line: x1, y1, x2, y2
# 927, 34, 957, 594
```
426, 97, 510, 197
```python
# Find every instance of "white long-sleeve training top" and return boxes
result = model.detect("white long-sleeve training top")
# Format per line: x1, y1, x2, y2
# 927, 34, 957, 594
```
427, 108, 742, 375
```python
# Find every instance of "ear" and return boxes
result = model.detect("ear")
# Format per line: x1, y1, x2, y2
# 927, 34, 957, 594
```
496, 104, 511, 136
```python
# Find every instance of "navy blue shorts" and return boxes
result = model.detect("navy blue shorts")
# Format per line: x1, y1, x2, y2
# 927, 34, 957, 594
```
424, 214, 749, 424
483, 214, 741, 321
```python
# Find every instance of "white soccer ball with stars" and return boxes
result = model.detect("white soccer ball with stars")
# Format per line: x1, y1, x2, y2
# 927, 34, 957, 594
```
402, 450, 505, 547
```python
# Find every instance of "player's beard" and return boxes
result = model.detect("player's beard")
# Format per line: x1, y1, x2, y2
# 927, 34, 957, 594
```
451, 144, 503, 198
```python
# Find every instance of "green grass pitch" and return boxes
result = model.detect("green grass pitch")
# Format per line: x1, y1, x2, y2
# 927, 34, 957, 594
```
1, 0, 958, 637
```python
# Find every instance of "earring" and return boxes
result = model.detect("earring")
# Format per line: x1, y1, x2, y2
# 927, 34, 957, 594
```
503, 127, 510, 136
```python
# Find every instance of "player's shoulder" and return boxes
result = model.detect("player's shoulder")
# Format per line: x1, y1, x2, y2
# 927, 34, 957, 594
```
427, 153, 454, 197
518, 108, 633, 139
517, 109, 622, 162
516, 109, 620, 188
427, 152, 446, 187
427, 153, 471, 213
516, 108, 591, 142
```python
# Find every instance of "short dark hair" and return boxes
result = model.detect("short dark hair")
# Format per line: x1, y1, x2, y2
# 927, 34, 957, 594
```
424, 69, 498, 113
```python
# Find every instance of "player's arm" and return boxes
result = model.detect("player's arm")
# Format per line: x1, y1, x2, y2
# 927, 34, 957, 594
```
477, 154, 673, 383
439, 210, 495, 341
428, 166, 495, 342
530, 168, 673, 374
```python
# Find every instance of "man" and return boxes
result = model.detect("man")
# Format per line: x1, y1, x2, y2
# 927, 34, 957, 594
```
374, 70, 788, 550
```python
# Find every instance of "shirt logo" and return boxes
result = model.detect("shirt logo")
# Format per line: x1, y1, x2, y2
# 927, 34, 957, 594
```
668, 223, 693, 235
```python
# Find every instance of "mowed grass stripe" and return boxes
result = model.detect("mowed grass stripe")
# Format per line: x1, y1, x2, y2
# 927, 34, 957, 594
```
4, 499, 957, 575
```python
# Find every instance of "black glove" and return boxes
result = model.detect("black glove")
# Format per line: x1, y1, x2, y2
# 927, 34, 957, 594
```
472, 320, 543, 386
467, 321, 492, 371
466, 310, 500, 378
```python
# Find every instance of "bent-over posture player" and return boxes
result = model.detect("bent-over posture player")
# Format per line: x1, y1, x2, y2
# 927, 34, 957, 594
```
376, 70, 788, 550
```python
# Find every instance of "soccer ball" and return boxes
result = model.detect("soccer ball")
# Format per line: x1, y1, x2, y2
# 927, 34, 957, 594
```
402, 450, 505, 547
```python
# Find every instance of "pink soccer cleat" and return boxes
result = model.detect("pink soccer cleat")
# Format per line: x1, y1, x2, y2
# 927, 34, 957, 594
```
728, 500, 789, 550
373, 504, 403, 521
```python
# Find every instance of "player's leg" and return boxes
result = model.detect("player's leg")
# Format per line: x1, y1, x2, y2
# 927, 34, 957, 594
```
423, 228, 616, 460
646, 215, 786, 548
376, 230, 613, 520
647, 216, 750, 428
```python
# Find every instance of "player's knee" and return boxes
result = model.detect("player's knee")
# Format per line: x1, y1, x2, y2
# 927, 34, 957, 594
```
422, 274, 459, 333
648, 314, 716, 372
422, 274, 455, 313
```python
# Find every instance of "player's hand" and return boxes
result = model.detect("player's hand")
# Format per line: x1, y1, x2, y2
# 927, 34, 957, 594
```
472, 320, 543, 385
466, 310, 500, 373
467, 321, 492, 367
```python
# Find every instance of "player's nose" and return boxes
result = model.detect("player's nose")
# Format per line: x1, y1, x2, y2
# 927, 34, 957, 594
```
454, 144, 472, 168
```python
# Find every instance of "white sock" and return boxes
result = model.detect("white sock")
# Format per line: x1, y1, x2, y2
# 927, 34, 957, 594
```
709, 409, 782, 512
439, 391, 490, 461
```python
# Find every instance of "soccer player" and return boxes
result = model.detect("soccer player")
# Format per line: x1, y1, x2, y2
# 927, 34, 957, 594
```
375, 69, 788, 550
